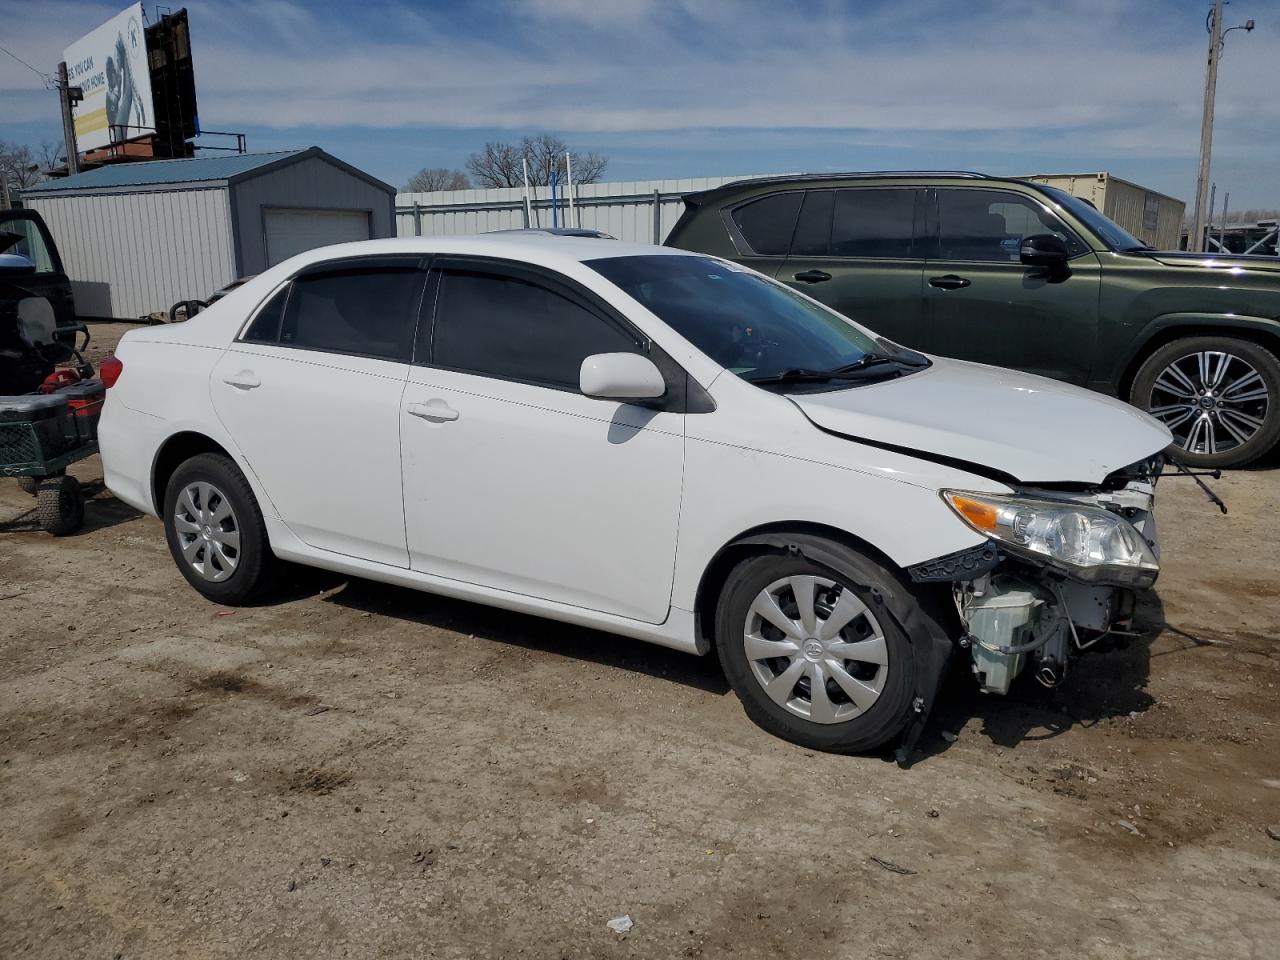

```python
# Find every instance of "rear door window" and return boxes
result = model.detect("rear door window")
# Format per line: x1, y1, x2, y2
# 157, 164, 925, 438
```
729, 192, 803, 256
429, 267, 641, 390
274, 263, 424, 361
830, 189, 917, 258
935, 189, 1087, 262
790, 190, 835, 256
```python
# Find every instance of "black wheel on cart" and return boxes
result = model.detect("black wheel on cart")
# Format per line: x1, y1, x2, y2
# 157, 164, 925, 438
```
36, 474, 84, 536
17, 476, 39, 495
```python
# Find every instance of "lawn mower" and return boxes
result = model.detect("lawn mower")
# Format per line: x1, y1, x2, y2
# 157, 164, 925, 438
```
1, 253, 106, 535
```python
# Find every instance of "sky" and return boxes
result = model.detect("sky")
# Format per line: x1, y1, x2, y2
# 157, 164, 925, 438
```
2, 0, 1276, 209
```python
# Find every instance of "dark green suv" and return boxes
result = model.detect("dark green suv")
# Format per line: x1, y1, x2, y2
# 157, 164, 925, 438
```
666, 172, 1280, 467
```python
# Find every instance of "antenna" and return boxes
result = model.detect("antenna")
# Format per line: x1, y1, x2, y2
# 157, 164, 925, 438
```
521, 157, 533, 228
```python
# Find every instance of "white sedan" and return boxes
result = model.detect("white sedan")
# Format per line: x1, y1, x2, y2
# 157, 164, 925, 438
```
98, 234, 1170, 756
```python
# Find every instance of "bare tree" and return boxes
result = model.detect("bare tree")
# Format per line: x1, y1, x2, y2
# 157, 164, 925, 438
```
37, 140, 63, 173
466, 135, 607, 188
404, 167, 471, 192
0, 141, 49, 190
465, 141, 525, 188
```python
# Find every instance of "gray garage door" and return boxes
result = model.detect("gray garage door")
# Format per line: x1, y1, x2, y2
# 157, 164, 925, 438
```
264, 208, 371, 267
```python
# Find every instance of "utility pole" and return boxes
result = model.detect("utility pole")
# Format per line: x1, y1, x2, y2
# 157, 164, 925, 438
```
1190, 0, 1223, 254
1190, 2, 1255, 253
57, 61, 81, 176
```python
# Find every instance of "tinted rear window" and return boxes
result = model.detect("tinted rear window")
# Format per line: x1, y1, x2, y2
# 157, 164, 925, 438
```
278, 265, 422, 360
730, 192, 803, 256
830, 189, 916, 258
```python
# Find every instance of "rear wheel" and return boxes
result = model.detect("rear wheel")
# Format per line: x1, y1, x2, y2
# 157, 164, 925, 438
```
36, 474, 83, 536
715, 550, 914, 753
163, 452, 277, 604
1132, 336, 1280, 468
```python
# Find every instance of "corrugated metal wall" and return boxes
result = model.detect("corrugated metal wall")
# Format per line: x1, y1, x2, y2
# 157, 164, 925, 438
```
24, 188, 235, 318
396, 176, 758, 243
231, 156, 396, 274
1025, 173, 1186, 250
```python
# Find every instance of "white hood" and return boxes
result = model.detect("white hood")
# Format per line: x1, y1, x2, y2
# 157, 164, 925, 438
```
789, 357, 1172, 484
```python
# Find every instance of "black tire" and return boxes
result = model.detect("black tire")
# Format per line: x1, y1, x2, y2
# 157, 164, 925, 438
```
162, 452, 277, 605
1131, 335, 1280, 468
715, 549, 915, 754
17, 476, 39, 496
36, 474, 83, 536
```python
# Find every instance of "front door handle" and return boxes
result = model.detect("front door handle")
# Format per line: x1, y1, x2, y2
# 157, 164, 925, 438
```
406, 399, 460, 423
222, 370, 261, 389
929, 274, 971, 290
793, 270, 832, 284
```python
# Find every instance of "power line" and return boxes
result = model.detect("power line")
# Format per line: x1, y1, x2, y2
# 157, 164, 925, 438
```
0, 44, 53, 86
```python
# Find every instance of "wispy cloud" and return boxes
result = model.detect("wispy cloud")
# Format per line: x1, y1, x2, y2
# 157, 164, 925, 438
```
1, 0, 1274, 201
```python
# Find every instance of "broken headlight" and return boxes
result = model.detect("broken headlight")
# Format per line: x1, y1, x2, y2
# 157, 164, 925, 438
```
941, 490, 1159, 587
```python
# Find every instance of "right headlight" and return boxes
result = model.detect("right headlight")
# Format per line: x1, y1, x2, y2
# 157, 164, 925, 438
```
941, 490, 1159, 587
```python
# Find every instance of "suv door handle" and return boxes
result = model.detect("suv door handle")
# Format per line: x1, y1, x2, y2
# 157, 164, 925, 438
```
929, 274, 971, 290
222, 370, 261, 389
406, 400, 460, 423
793, 270, 832, 283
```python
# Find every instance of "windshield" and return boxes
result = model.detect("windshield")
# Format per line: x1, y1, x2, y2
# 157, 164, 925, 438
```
1038, 185, 1148, 251
587, 254, 890, 383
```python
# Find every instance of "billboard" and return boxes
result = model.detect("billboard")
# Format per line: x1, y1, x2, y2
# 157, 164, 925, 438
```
64, 3, 155, 153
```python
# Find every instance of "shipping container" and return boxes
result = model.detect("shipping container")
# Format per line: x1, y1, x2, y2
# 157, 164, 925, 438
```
1022, 172, 1186, 251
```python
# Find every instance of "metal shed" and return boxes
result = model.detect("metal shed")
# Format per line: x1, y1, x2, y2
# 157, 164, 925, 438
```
20, 148, 396, 319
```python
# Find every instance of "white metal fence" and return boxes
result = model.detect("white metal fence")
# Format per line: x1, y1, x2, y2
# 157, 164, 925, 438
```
395, 176, 767, 244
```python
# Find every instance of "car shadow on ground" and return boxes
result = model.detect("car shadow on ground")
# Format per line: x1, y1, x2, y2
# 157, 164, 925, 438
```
0, 479, 143, 536
318, 575, 732, 696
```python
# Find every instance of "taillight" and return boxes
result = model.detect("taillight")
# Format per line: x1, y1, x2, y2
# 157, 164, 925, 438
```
99, 355, 124, 388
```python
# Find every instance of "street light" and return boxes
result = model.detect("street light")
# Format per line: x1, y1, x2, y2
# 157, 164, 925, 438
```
1190, 1, 1255, 253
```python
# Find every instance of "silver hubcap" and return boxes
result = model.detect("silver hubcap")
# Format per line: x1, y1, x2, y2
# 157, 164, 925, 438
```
744, 575, 888, 725
1148, 351, 1270, 456
174, 481, 240, 582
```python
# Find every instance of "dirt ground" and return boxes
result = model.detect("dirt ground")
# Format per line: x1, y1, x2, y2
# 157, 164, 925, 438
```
2, 322, 1277, 959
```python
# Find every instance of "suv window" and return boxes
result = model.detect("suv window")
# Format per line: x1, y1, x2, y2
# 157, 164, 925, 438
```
431, 268, 640, 390
791, 190, 834, 256
831, 189, 916, 258
273, 264, 423, 360
935, 189, 1086, 262
730, 192, 803, 256
0, 215, 57, 273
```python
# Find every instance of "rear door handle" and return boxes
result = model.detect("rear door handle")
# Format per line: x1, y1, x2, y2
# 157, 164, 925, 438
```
793, 270, 832, 283
222, 370, 261, 389
406, 399, 460, 423
929, 274, 971, 290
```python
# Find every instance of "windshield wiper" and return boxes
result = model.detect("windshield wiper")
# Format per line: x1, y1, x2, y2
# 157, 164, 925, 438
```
1120, 244, 1156, 253
829, 352, 929, 375
745, 368, 840, 385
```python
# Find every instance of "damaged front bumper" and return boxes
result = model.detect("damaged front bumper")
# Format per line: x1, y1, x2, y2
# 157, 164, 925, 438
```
909, 468, 1161, 696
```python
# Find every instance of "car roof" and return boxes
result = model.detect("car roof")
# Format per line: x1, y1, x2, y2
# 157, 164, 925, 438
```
281, 233, 693, 272
682, 170, 1000, 205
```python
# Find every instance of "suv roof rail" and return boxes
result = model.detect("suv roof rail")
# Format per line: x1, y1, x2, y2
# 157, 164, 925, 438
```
682, 170, 992, 204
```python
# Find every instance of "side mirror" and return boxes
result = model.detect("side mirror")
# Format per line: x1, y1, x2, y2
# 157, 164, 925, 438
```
1019, 234, 1070, 268
580, 352, 666, 402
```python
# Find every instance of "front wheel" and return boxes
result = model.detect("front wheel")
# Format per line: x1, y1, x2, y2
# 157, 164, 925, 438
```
715, 551, 915, 753
163, 452, 277, 604
1131, 336, 1280, 468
